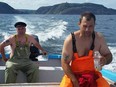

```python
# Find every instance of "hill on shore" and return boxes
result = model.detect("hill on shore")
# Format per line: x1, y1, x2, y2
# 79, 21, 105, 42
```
36, 3, 116, 15
0, 2, 19, 14
0, 2, 116, 15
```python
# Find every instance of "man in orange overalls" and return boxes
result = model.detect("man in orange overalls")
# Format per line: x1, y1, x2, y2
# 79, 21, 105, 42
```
60, 12, 112, 87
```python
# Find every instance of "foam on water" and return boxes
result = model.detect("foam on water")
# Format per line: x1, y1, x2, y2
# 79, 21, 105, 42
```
36, 20, 68, 42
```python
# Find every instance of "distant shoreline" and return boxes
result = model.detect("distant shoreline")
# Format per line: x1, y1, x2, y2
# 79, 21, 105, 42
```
0, 2, 116, 14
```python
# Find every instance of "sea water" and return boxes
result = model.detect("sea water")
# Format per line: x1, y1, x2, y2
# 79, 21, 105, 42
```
0, 14, 116, 72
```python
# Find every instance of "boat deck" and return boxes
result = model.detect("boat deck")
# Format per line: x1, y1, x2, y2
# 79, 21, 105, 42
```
0, 82, 115, 87
0, 82, 60, 87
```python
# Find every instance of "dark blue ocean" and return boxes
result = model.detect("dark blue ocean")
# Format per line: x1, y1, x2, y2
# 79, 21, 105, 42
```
0, 14, 116, 72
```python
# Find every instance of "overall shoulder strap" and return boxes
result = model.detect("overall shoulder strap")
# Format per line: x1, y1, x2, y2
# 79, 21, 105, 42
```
90, 31, 95, 50
71, 32, 77, 53
71, 32, 95, 53
15, 34, 19, 46
15, 34, 28, 46
25, 34, 28, 45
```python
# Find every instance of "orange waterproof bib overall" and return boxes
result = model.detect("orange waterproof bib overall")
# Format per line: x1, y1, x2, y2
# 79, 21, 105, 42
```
60, 32, 110, 87
60, 50, 110, 87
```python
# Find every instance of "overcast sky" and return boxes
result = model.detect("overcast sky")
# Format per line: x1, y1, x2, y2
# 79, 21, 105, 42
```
0, 0, 116, 10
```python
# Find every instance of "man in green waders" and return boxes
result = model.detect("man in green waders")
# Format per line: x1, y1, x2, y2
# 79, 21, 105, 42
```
0, 22, 47, 83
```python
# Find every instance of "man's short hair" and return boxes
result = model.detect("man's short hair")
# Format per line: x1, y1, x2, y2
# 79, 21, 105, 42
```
14, 22, 27, 28
79, 11, 96, 23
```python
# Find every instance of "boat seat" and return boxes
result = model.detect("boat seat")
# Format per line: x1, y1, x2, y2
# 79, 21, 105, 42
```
0, 66, 64, 84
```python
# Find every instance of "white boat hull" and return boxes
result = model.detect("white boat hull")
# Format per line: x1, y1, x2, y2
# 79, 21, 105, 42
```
0, 58, 64, 84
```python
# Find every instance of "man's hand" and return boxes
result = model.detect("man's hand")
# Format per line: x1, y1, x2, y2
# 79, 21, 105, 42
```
42, 50, 47, 55
72, 78, 79, 87
100, 56, 107, 66
2, 57, 8, 62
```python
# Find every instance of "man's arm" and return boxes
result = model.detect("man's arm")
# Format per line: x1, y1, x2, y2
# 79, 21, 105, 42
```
0, 38, 11, 62
99, 33, 112, 65
30, 35, 47, 54
61, 35, 79, 87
